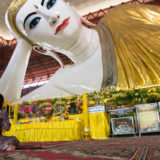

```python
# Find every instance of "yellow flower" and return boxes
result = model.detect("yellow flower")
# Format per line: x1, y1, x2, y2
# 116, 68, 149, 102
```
104, 98, 110, 103
153, 93, 159, 96
89, 101, 95, 105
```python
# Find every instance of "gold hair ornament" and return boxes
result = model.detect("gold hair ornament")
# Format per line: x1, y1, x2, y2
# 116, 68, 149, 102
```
7, 0, 34, 45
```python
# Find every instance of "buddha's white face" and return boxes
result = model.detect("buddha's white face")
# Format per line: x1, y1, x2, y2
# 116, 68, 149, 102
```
16, 0, 82, 49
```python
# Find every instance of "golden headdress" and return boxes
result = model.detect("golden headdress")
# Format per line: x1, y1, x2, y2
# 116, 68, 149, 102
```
7, 0, 34, 45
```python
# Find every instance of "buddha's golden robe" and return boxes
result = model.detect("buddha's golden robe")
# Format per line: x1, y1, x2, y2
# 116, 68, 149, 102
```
101, 4, 160, 90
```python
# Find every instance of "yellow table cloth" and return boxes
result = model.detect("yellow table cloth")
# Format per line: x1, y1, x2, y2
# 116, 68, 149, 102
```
89, 112, 110, 139
4, 120, 83, 142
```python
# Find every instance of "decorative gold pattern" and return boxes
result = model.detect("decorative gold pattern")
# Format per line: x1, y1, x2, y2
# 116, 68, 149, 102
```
101, 4, 160, 90
7, 0, 34, 45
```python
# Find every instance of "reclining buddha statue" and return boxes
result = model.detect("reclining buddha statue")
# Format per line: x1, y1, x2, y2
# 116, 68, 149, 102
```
0, 0, 160, 103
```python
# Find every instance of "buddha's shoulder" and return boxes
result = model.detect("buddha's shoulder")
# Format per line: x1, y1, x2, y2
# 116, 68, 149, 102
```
100, 4, 160, 23
100, 4, 160, 25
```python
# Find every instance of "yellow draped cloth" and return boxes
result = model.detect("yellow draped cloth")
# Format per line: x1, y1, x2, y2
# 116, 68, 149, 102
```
4, 113, 110, 142
101, 4, 160, 90
4, 120, 84, 142
89, 112, 110, 139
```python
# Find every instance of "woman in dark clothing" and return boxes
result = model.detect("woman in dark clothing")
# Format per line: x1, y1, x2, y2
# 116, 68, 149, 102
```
0, 94, 19, 151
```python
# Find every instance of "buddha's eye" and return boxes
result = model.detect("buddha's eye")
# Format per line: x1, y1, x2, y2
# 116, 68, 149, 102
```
29, 17, 41, 29
46, 0, 56, 9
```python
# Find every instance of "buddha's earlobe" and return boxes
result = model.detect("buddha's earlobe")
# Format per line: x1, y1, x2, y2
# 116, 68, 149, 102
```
33, 44, 47, 54
80, 16, 96, 27
69, 4, 96, 27
33, 44, 64, 68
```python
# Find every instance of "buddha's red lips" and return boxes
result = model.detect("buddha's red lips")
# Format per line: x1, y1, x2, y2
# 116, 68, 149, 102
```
55, 17, 70, 35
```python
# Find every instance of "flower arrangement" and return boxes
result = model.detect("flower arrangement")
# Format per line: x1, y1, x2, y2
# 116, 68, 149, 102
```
19, 101, 37, 118
146, 93, 160, 103
42, 106, 54, 118
8, 86, 160, 120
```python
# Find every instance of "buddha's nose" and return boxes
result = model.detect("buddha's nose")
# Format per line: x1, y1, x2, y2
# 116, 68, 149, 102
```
49, 15, 60, 26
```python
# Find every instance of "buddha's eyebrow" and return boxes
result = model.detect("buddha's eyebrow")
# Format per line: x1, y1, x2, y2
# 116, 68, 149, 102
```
23, 12, 37, 29
41, 0, 45, 6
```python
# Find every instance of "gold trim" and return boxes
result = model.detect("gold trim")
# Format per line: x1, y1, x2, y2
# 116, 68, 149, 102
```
34, 5, 39, 9
7, 0, 34, 45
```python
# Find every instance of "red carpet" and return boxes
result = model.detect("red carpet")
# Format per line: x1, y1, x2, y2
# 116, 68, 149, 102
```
1, 136, 160, 159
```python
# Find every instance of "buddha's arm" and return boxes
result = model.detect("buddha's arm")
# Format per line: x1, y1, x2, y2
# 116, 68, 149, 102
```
17, 83, 72, 103
0, 39, 32, 102
17, 56, 103, 103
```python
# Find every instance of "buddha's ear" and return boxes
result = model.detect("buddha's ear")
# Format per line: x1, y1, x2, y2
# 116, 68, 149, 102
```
79, 16, 96, 27
33, 44, 47, 54
33, 44, 64, 68
68, 3, 96, 27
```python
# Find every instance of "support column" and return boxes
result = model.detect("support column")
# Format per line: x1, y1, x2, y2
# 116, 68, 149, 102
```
83, 94, 90, 140
13, 104, 18, 124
